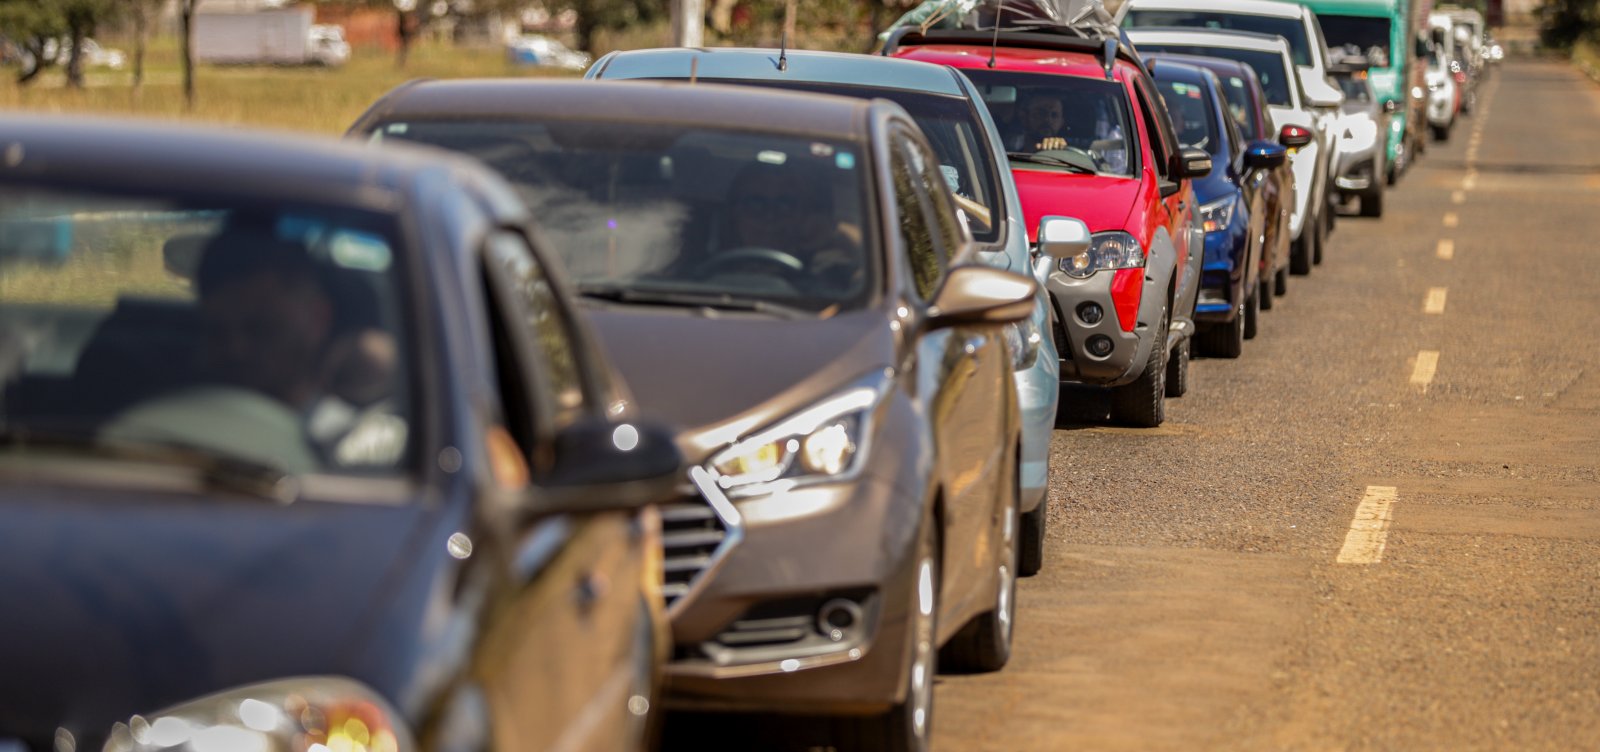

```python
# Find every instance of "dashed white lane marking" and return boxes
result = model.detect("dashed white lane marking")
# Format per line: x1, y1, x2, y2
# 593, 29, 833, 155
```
1444, 212, 1459, 228
1336, 486, 1400, 565
1437, 239, 1455, 260
1463, 172, 1478, 190
1424, 287, 1449, 314
1452, 190, 1467, 204
1411, 350, 1440, 389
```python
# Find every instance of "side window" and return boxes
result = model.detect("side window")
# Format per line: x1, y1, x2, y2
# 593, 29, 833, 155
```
904, 132, 968, 262
1131, 78, 1174, 179
889, 138, 946, 300
484, 230, 586, 428
1221, 90, 1245, 159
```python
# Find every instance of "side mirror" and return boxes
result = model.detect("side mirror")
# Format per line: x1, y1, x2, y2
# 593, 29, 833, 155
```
533, 417, 684, 515
1177, 147, 1213, 179
1383, 99, 1399, 114
1279, 124, 1314, 149
1243, 141, 1288, 170
925, 265, 1037, 330
1036, 216, 1091, 261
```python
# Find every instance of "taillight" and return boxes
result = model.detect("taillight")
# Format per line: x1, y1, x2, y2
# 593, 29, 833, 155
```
1453, 70, 1467, 84
1278, 124, 1314, 151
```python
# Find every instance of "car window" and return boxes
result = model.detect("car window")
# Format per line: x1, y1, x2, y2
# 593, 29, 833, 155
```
1320, 15, 1393, 68
718, 80, 1004, 245
1155, 78, 1220, 154
963, 68, 1136, 177
1138, 45, 1294, 107
374, 120, 875, 315
0, 184, 413, 478
1215, 70, 1262, 139
1221, 94, 1245, 158
890, 139, 945, 300
1125, 10, 1313, 66
1131, 77, 1175, 180
484, 230, 585, 429
901, 129, 968, 263
1335, 73, 1373, 102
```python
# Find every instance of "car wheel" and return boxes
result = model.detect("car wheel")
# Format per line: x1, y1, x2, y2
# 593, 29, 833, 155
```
837, 521, 939, 752
941, 464, 1018, 673
1290, 222, 1314, 275
1259, 278, 1275, 311
1316, 203, 1330, 263
1242, 289, 1260, 341
1110, 309, 1168, 427
1019, 492, 1047, 578
1163, 333, 1189, 397
1360, 183, 1385, 217
1195, 304, 1244, 359
1432, 123, 1451, 142
1274, 264, 1290, 297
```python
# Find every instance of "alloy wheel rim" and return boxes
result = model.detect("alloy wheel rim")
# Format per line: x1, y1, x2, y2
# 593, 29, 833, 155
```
910, 555, 936, 742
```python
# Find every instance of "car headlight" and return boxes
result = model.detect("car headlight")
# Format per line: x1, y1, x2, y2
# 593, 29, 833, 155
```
1198, 195, 1238, 234
103, 677, 414, 752
1058, 231, 1145, 278
708, 372, 889, 496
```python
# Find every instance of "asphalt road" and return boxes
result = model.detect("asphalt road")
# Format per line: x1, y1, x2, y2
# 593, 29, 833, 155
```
664, 58, 1600, 751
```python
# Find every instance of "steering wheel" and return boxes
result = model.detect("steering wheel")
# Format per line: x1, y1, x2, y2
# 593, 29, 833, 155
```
694, 247, 808, 281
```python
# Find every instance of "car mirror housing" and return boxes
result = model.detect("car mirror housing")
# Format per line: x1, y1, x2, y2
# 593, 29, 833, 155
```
532, 417, 684, 515
1279, 124, 1315, 149
1036, 216, 1092, 261
1177, 147, 1213, 179
925, 265, 1038, 330
1243, 141, 1288, 170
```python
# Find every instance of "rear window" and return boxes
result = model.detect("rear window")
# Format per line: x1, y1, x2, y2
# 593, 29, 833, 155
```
1125, 10, 1313, 66
1137, 45, 1294, 107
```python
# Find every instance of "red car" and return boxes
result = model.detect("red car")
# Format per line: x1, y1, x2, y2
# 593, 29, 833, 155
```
889, 23, 1210, 427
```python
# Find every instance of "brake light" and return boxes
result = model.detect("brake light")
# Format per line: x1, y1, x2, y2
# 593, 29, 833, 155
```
1453, 70, 1467, 84
1278, 124, 1314, 151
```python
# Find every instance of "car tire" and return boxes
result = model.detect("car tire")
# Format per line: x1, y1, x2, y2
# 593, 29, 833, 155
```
1259, 278, 1275, 311
941, 462, 1018, 673
837, 521, 939, 752
1316, 204, 1330, 263
1243, 289, 1260, 341
1019, 492, 1047, 578
1360, 184, 1385, 217
1110, 309, 1168, 427
1163, 334, 1189, 397
1195, 305, 1243, 359
1274, 264, 1289, 297
1433, 123, 1451, 142
1290, 222, 1314, 275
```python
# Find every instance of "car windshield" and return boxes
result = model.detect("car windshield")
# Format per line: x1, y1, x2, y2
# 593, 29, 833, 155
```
0, 185, 414, 478
374, 120, 875, 313
1138, 45, 1294, 107
960, 69, 1136, 177
1319, 15, 1393, 67
707, 80, 1003, 244
1335, 73, 1372, 102
1125, 10, 1313, 66
1155, 78, 1220, 154
1212, 70, 1261, 139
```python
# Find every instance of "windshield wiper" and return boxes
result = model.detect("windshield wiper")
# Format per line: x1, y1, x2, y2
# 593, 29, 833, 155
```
577, 284, 809, 318
1007, 152, 1098, 174
0, 427, 300, 503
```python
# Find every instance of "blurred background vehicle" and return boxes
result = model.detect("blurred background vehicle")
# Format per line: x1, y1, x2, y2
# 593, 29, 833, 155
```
1423, 13, 1464, 140
0, 116, 680, 752
195, 3, 349, 67
506, 33, 591, 70
1327, 46, 1390, 216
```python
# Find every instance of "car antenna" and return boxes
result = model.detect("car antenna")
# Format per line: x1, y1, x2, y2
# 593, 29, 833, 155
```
988, 4, 1005, 68
778, 30, 789, 71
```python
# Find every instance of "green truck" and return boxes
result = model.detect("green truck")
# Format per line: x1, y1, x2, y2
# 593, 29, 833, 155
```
1294, 0, 1429, 184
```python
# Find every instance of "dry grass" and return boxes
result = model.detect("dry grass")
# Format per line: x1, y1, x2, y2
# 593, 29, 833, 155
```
0, 38, 573, 136
1575, 38, 1600, 86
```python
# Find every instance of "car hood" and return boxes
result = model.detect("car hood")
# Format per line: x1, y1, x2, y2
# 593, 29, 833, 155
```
0, 486, 454, 745
1011, 169, 1142, 242
580, 304, 893, 461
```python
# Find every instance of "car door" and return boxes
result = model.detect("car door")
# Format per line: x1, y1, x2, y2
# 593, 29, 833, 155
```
1131, 73, 1201, 327
889, 124, 1011, 629
472, 228, 662, 752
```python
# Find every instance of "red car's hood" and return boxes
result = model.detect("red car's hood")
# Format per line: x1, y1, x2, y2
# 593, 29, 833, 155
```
1011, 168, 1143, 243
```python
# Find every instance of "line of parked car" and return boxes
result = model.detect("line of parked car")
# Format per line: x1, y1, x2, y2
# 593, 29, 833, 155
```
0, 1, 1498, 751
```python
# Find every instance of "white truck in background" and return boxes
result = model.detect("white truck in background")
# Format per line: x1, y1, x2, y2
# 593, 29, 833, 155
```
194, 6, 350, 66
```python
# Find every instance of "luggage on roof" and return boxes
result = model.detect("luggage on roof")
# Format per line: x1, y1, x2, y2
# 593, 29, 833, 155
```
884, 0, 1118, 36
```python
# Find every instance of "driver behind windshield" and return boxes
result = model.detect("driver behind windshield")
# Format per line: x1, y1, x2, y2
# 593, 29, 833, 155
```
716, 160, 864, 298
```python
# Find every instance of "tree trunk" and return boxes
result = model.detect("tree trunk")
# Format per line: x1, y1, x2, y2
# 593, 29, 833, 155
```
395, 7, 413, 69
181, 0, 197, 109
17, 40, 47, 86
575, 14, 598, 55
66, 26, 86, 89
133, 1, 149, 93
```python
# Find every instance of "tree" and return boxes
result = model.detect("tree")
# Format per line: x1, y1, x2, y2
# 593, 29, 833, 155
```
179, 0, 200, 108
545, 0, 664, 54
60, 0, 118, 88
125, 0, 161, 92
0, 0, 66, 85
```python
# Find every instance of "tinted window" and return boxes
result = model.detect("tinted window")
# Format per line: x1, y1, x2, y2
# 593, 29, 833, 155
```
1137, 45, 1294, 106
1132, 78, 1174, 179
728, 81, 1004, 244
376, 120, 874, 314
1155, 78, 1220, 153
1321, 15, 1393, 64
485, 231, 584, 427
1126, 10, 1313, 66
904, 133, 967, 262
0, 185, 413, 477
890, 143, 944, 300
1215, 71, 1262, 139
962, 68, 1136, 177
1334, 73, 1372, 102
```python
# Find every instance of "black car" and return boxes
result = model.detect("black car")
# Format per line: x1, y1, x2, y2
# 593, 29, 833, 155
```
0, 116, 681, 752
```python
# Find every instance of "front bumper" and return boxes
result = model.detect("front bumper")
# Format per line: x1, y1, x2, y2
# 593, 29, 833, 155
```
1045, 268, 1148, 387
660, 443, 927, 714
1335, 154, 1379, 192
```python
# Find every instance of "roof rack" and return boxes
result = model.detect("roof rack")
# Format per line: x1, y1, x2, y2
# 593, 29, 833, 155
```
880, 0, 1146, 80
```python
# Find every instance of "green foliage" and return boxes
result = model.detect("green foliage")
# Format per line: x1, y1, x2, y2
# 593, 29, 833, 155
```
546, 0, 666, 51
1541, 0, 1599, 49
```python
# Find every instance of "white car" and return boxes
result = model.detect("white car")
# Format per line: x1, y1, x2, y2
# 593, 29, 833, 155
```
1424, 13, 1465, 138
1127, 29, 1332, 275
1124, 0, 1344, 260
506, 34, 591, 71
308, 24, 351, 67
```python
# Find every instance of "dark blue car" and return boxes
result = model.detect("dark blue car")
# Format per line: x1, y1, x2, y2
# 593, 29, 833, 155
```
1147, 59, 1287, 358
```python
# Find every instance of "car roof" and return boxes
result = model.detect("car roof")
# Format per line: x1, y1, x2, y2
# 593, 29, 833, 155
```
1145, 58, 1214, 85
1126, 0, 1307, 19
0, 114, 478, 212
1127, 28, 1294, 54
592, 47, 967, 98
1143, 51, 1257, 79
357, 78, 874, 142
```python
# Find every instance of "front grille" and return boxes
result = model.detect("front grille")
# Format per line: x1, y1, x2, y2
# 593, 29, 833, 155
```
660, 494, 730, 608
